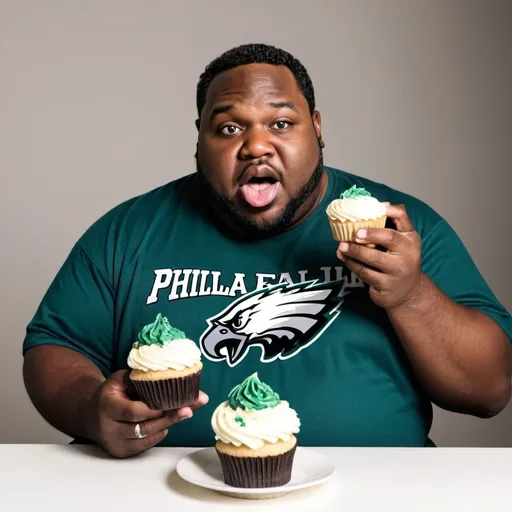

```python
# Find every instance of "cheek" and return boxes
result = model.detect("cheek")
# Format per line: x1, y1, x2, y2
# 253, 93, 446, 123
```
199, 143, 237, 189
280, 139, 319, 182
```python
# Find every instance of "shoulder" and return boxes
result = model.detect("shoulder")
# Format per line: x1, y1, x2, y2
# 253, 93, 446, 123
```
79, 173, 197, 242
325, 166, 444, 238
75, 173, 198, 277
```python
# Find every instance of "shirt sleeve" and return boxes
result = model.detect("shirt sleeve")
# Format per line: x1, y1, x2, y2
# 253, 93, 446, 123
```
421, 219, 512, 342
23, 242, 115, 376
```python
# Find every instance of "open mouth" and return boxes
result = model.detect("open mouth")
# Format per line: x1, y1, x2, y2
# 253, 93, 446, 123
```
245, 175, 278, 191
239, 167, 281, 208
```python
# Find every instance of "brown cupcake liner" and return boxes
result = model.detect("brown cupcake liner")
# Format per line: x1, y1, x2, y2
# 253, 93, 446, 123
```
216, 445, 296, 488
131, 371, 201, 411
328, 215, 387, 242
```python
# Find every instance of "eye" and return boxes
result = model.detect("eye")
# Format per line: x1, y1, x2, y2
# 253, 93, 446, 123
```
230, 311, 248, 331
272, 120, 292, 130
220, 125, 241, 136
233, 315, 243, 329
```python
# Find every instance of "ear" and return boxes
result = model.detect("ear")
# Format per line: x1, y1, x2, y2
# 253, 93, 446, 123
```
195, 119, 200, 132
312, 111, 324, 148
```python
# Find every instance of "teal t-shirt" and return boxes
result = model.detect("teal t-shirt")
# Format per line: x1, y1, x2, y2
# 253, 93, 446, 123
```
23, 167, 512, 447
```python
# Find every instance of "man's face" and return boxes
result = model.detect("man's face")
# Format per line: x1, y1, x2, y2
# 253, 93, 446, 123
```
196, 63, 324, 236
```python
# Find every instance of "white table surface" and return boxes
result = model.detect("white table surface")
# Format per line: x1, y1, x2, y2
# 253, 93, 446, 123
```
1, 444, 511, 511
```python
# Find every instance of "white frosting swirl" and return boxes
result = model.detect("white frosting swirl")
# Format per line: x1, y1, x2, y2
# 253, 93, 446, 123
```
127, 339, 201, 371
212, 400, 300, 450
326, 196, 386, 222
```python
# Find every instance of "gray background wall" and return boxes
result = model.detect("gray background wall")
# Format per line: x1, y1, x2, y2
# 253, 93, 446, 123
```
1, 0, 511, 446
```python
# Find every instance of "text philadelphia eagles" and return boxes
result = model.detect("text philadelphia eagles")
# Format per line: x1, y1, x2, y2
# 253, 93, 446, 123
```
146, 266, 362, 305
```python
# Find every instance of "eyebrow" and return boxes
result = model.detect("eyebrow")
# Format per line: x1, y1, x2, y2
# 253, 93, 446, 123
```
267, 101, 298, 112
208, 101, 298, 121
209, 104, 234, 121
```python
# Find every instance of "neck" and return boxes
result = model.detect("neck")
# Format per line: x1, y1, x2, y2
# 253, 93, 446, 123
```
284, 170, 328, 232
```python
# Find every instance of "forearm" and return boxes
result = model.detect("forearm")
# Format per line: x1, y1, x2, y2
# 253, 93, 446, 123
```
387, 273, 512, 417
23, 345, 106, 440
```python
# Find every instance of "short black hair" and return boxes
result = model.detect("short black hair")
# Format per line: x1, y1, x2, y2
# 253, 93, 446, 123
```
196, 43, 316, 117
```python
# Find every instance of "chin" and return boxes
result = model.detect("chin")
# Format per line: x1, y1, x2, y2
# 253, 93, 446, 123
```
249, 215, 283, 230
236, 203, 285, 224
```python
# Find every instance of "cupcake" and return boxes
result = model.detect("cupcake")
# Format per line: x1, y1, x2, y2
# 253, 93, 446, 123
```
326, 184, 387, 242
127, 313, 202, 410
211, 372, 300, 488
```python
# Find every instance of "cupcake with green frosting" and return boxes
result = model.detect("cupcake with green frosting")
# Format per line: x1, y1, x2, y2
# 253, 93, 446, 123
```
127, 313, 202, 410
211, 372, 300, 488
326, 184, 387, 242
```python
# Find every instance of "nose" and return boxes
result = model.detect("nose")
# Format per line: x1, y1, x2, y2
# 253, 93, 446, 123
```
238, 127, 276, 160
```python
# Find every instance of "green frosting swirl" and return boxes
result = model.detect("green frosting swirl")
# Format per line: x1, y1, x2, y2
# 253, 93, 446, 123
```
228, 372, 281, 411
134, 313, 186, 348
341, 184, 372, 199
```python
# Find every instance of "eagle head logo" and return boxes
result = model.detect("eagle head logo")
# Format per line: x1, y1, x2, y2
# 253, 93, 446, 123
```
200, 280, 344, 367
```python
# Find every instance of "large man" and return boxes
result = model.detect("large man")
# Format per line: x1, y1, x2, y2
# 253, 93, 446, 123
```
23, 44, 512, 458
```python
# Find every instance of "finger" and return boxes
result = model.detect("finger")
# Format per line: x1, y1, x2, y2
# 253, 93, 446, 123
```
108, 369, 132, 392
354, 227, 406, 252
191, 391, 209, 409
107, 369, 144, 401
103, 390, 164, 423
337, 242, 395, 273
172, 391, 210, 418
123, 389, 211, 438
122, 412, 183, 439
342, 257, 387, 289
385, 204, 415, 233
173, 391, 209, 416
124, 429, 169, 457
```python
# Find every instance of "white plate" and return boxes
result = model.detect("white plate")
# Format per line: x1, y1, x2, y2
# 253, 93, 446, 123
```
176, 447, 336, 500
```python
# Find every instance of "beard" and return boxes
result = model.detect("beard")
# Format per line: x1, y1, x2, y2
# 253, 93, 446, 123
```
195, 149, 324, 238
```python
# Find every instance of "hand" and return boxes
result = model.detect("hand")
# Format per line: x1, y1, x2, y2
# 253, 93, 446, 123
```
336, 204, 423, 309
87, 370, 209, 459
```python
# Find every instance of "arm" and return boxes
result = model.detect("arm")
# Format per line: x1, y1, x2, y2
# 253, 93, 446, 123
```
338, 205, 512, 417
386, 273, 511, 417
23, 345, 208, 458
23, 345, 104, 441
22, 240, 207, 458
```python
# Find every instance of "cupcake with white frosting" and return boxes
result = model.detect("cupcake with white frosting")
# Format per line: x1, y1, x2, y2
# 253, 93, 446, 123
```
128, 313, 202, 410
326, 184, 387, 242
212, 372, 300, 488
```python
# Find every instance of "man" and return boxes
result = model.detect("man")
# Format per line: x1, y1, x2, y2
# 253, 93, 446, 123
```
23, 44, 512, 458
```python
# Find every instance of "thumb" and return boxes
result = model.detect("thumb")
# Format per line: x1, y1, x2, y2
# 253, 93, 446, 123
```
108, 369, 133, 394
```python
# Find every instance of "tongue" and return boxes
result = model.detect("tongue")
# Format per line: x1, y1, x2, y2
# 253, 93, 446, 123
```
240, 181, 280, 208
